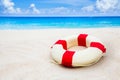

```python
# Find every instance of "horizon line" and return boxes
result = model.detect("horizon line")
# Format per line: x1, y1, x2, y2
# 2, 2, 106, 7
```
0, 15, 120, 17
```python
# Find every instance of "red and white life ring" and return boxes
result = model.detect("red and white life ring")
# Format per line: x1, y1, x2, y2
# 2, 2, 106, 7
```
51, 34, 106, 67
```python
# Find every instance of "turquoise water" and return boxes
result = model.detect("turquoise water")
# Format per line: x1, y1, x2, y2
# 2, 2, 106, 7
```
0, 17, 120, 29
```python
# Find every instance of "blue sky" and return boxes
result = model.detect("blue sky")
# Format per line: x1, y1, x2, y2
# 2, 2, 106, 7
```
0, 0, 120, 16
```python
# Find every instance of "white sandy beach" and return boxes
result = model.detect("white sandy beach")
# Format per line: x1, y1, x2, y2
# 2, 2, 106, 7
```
0, 28, 120, 80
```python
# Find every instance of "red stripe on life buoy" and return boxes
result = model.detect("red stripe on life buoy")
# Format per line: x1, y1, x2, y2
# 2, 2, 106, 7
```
62, 51, 75, 67
90, 42, 106, 53
55, 40, 67, 50
78, 34, 88, 46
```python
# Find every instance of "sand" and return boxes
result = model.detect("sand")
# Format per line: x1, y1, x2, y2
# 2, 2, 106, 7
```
0, 28, 120, 80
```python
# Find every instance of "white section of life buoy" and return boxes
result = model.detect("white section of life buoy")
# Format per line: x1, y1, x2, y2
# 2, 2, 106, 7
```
51, 44, 65, 64
72, 47, 103, 67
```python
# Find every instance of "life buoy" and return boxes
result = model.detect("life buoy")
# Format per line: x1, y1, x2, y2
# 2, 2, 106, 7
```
51, 34, 106, 67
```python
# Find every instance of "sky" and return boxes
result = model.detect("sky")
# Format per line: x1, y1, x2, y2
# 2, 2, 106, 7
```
0, 0, 120, 16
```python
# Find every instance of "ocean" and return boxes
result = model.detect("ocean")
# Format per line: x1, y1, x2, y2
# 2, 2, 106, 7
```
0, 17, 120, 29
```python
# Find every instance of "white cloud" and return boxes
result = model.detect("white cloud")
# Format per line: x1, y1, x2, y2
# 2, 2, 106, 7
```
30, 4, 35, 8
80, 0, 120, 16
16, 8, 21, 13
96, 0, 118, 12
81, 5, 94, 12
30, 3, 40, 14
1, 0, 21, 14
49, 7, 70, 14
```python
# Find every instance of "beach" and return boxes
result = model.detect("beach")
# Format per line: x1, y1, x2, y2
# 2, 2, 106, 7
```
0, 28, 120, 80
